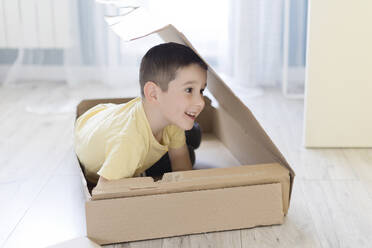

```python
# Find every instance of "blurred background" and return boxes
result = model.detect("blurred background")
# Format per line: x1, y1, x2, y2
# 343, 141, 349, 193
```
0, 0, 308, 96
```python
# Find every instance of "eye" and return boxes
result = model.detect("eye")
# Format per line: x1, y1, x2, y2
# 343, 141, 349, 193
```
185, 88, 193, 93
200, 88, 205, 95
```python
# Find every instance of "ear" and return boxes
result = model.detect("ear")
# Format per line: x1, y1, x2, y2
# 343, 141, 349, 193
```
143, 81, 161, 103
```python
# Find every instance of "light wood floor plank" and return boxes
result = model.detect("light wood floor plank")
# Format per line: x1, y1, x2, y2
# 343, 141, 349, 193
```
2, 175, 87, 248
302, 180, 372, 248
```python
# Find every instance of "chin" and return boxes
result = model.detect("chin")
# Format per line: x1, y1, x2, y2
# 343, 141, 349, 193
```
171, 116, 195, 131
184, 125, 194, 131
175, 121, 194, 131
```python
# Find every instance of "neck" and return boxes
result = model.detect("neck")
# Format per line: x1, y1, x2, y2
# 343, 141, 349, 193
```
142, 98, 168, 139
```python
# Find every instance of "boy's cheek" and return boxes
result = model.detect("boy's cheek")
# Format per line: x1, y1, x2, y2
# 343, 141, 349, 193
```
201, 98, 206, 110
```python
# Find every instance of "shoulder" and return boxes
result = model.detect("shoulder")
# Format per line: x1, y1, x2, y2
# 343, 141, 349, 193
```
100, 97, 143, 132
76, 103, 111, 124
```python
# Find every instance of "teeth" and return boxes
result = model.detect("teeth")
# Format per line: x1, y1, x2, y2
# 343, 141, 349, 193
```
186, 112, 196, 117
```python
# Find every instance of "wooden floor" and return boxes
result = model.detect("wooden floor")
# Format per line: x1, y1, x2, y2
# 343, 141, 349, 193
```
1, 81, 371, 248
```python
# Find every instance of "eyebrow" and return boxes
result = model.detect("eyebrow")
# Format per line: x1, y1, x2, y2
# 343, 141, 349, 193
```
183, 81, 208, 88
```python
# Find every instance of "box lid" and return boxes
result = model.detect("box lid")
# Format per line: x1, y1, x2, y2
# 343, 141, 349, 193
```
104, 7, 295, 201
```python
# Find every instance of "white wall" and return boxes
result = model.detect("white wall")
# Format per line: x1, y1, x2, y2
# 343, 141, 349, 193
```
0, 0, 72, 48
304, 0, 372, 147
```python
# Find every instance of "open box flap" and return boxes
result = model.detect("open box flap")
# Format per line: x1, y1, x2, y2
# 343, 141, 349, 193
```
105, 7, 295, 200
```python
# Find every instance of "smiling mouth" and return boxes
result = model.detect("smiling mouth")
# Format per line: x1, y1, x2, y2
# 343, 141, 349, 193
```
185, 111, 196, 120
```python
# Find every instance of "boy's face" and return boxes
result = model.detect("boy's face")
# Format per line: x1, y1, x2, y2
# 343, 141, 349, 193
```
158, 63, 207, 130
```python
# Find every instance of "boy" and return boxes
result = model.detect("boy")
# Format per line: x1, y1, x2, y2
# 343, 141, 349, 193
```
74, 42, 208, 187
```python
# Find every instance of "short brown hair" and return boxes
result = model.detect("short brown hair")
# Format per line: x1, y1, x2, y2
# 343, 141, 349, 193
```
139, 42, 208, 97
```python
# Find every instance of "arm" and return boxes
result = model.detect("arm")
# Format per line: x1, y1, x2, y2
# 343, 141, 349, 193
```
168, 144, 193, 172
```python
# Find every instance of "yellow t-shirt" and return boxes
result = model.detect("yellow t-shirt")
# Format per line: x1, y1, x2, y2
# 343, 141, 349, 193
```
74, 97, 186, 183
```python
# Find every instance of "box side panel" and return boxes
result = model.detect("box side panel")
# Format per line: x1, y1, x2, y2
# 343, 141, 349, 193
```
86, 183, 284, 245
208, 70, 294, 175
213, 105, 277, 165
92, 163, 290, 215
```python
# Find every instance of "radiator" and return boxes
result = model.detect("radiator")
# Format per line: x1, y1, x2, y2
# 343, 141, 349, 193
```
0, 0, 72, 48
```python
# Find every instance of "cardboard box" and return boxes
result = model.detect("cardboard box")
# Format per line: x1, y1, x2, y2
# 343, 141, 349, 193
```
53, 7, 295, 247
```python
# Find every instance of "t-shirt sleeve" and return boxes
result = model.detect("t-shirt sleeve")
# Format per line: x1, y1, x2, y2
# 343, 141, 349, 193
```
167, 125, 186, 149
97, 135, 144, 180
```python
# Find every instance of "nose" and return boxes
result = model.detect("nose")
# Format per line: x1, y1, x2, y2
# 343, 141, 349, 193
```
194, 94, 205, 111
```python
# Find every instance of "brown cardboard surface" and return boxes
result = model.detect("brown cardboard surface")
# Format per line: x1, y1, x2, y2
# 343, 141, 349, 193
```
92, 162, 290, 215
87, 183, 284, 245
